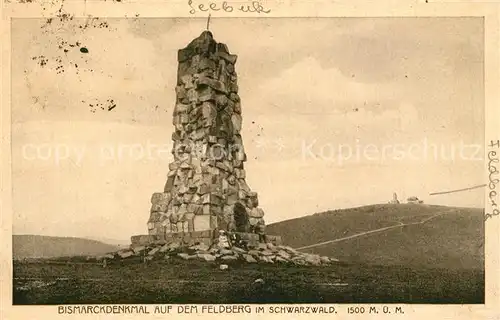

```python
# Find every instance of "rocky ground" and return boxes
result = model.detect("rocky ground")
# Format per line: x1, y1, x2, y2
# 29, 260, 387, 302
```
96, 241, 339, 267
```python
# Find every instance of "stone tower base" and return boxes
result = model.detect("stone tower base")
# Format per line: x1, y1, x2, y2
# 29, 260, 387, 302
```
131, 231, 282, 248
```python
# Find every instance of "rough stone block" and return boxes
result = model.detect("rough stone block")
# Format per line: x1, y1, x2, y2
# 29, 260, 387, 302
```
178, 253, 195, 260
234, 102, 241, 114
178, 48, 193, 62
118, 251, 134, 259
201, 203, 210, 214
215, 94, 228, 107
234, 232, 260, 242
176, 85, 187, 99
226, 193, 239, 205
249, 208, 264, 218
243, 254, 257, 263
210, 215, 218, 229
217, 51, 237, 64
183, 193, 193, 204
151, 192, 171, 205
197, 76, 227, 93
198, 57, 216, 71
164, 176, 175, 192
229, 92, 240, 102
217, 43, 229, 54
234, 168, 246, 179
148, 247, 160, 256
181, 75, 194, 89
216, 161, 230, 172
198, 253, 216, 261
238, 189, 248, 199
151, 203, 168, 213
170, 223, 178, 233
198, 87, 216, 102
176, 221, 183, 232
175, 103, 190, 115
177, 61, 191, 81
232, 160, 242, 169
178, 204, 188, 215
191, 128, 205, 141
221, 255, 238, 261
193, 215, 211, 231
265, 235, 283, 246
235, 151, 246, 161
132, 246, 146, 254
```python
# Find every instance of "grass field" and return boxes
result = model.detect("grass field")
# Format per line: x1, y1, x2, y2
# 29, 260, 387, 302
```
13, 258, 484, 304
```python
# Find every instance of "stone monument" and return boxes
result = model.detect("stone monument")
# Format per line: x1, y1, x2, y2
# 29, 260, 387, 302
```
131, 31, 281, 247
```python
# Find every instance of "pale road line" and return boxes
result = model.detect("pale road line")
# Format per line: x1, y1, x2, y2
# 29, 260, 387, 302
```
295, 209, 455, 251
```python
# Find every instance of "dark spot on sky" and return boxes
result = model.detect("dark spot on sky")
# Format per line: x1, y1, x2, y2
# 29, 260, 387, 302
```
32, 55, 48, 67
251, 121, 255, 124
80, 47, 89, 53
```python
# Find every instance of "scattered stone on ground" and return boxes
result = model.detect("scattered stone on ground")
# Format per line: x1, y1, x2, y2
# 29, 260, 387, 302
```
93, 240, 339, 267
132, 246, 146, 254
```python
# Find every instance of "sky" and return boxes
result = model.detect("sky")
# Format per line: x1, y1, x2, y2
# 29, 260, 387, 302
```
11, 17, 485, 241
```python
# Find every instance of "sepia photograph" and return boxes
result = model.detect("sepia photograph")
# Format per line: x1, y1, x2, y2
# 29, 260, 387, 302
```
10, 16, 485, 305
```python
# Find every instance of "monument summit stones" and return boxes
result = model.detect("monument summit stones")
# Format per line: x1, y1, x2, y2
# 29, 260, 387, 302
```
131, 31, 280, 247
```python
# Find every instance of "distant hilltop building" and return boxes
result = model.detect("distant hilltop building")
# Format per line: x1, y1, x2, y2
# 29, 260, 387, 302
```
407, 196, 424, 204
389, 192, 400, 204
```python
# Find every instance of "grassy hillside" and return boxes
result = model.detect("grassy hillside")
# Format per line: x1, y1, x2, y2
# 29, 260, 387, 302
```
13, 235, 120, 259
267, 204, 484, 270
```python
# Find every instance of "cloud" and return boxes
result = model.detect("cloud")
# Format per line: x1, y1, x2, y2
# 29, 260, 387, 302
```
249, 56, 399, 115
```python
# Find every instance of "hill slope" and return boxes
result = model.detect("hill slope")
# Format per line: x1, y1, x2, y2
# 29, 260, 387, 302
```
266, 204, 484, 270
13, 235, 120, 259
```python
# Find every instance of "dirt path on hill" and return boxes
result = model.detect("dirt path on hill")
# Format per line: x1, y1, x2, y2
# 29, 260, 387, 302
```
295, 209, 455, 251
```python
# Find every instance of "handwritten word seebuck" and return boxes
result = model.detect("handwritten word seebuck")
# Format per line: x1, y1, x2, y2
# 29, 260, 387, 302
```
188, 0, 271, 14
